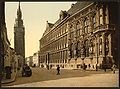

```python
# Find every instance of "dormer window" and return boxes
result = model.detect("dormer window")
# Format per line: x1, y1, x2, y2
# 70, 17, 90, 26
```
60, 10, 68, 20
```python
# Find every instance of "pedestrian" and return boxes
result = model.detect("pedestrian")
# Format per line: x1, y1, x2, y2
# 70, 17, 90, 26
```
88, 64, 90, 69
104, 64, 106, 72
111, 64, 116, 74
46, 65, 49, 70
83, 63, 86, 70
95, 64, 98, 71
56, 65, 60, 75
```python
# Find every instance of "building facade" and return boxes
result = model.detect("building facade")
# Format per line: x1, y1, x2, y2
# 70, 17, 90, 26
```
25, 56, 33, 67
33, 52, 39, 67
14, 2, 25, 67
39, 2, 119, 69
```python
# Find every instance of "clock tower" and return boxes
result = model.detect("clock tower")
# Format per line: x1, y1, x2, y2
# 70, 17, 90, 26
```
14, 2, 25, 67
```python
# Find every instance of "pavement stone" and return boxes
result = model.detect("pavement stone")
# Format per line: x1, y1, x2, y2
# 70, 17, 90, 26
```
4, 70, 119, 87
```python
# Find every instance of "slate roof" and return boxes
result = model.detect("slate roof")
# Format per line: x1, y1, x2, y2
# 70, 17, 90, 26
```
42, 1, 93, 37
48, 22, 54, 28
54, 1, 93, 26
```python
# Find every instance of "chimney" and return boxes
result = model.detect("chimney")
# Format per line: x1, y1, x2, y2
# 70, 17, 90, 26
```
71, 4, 74, 8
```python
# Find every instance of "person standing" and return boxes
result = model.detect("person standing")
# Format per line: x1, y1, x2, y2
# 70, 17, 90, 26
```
56, 65, 60, 75
88, 64, 91, 69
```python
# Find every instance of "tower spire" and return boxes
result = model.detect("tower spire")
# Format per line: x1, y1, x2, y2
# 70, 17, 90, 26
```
19, 1, 20, 10
17, 1, 22, 19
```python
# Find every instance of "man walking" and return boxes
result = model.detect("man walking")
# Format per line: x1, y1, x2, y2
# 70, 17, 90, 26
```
56, 65, 60, 75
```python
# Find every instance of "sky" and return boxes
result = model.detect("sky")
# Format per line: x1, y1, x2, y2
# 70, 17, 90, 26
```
5, 2, 76, 58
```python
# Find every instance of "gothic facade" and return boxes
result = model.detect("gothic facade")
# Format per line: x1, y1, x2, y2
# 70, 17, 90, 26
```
39, 2, 119, 69
14, 2, 25, 67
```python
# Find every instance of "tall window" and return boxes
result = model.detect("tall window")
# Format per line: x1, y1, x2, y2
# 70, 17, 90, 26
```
92, 39, 95, 56
99, 37, 102, 55
85, 40, 89, 57
80, 25, 82, 35
93, 15, 96, 29
105, 6, 108, 24
76, 22, 80, 37
99, 8, 103, 25
77, 41, 81, 57
105, 37, 109, 55
71, 43, 74, 58
84, 18, 89, 34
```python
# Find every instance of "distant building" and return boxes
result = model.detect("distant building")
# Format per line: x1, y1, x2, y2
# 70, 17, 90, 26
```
14, 2, 25, 67
25, 56, 33, 67
33, 52, 39, 67
39, 2, 119, 69
0, 22, 11, 79
9, 47, 18, 73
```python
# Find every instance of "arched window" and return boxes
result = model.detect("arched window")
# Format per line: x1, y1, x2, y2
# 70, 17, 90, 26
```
105, 37, 109, 55
76, 22, 80, 37
84, 18, 89, 34
99, 8, 103, 25
93, 14, 96, 29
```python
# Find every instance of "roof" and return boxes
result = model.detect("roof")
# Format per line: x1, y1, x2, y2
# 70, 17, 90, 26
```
67, 1, 92, 16
42, 1, 93, 37
53, 1, 92, 27
48, 22, 54, 28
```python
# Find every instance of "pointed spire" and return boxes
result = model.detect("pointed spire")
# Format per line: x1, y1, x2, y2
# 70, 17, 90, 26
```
19, 1, 20, 11
17, 1, 22, 19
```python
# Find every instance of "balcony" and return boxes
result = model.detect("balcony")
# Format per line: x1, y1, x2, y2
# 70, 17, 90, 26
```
93, 24, 115, 34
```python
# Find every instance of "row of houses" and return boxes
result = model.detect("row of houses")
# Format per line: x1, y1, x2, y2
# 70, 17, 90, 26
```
25, 51, 39, 67
0, 1, 24, 82
1, 23, 23, 80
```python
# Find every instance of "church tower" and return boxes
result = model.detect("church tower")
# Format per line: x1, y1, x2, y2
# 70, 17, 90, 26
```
14, 2, 25, 67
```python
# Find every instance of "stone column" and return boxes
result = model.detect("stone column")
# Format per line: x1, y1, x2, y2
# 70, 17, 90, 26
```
102, 33, 105, 57
73, 21, 77, 59
97, 35, 100, 57
108, 34, 112, 56
96, 34, 100, 64
95, 35, 98, 57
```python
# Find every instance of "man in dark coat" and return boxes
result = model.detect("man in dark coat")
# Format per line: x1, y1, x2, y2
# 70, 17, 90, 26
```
56, 65, 60, 75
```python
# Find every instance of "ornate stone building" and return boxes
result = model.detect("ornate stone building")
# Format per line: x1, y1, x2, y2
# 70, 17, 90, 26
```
14, 2, 25, 67
39, 2, 119, 69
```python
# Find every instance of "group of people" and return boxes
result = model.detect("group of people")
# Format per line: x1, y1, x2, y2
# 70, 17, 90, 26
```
55, 63, 117, 75
21, 63, 116, 77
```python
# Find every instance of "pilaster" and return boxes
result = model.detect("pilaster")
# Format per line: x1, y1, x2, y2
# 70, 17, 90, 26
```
102, 33, 105, 57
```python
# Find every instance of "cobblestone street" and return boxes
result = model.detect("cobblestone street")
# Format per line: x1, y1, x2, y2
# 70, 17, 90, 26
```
2, 67, 119, 87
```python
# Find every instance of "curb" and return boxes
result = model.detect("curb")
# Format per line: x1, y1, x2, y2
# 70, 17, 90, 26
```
2, 71, 17, 84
